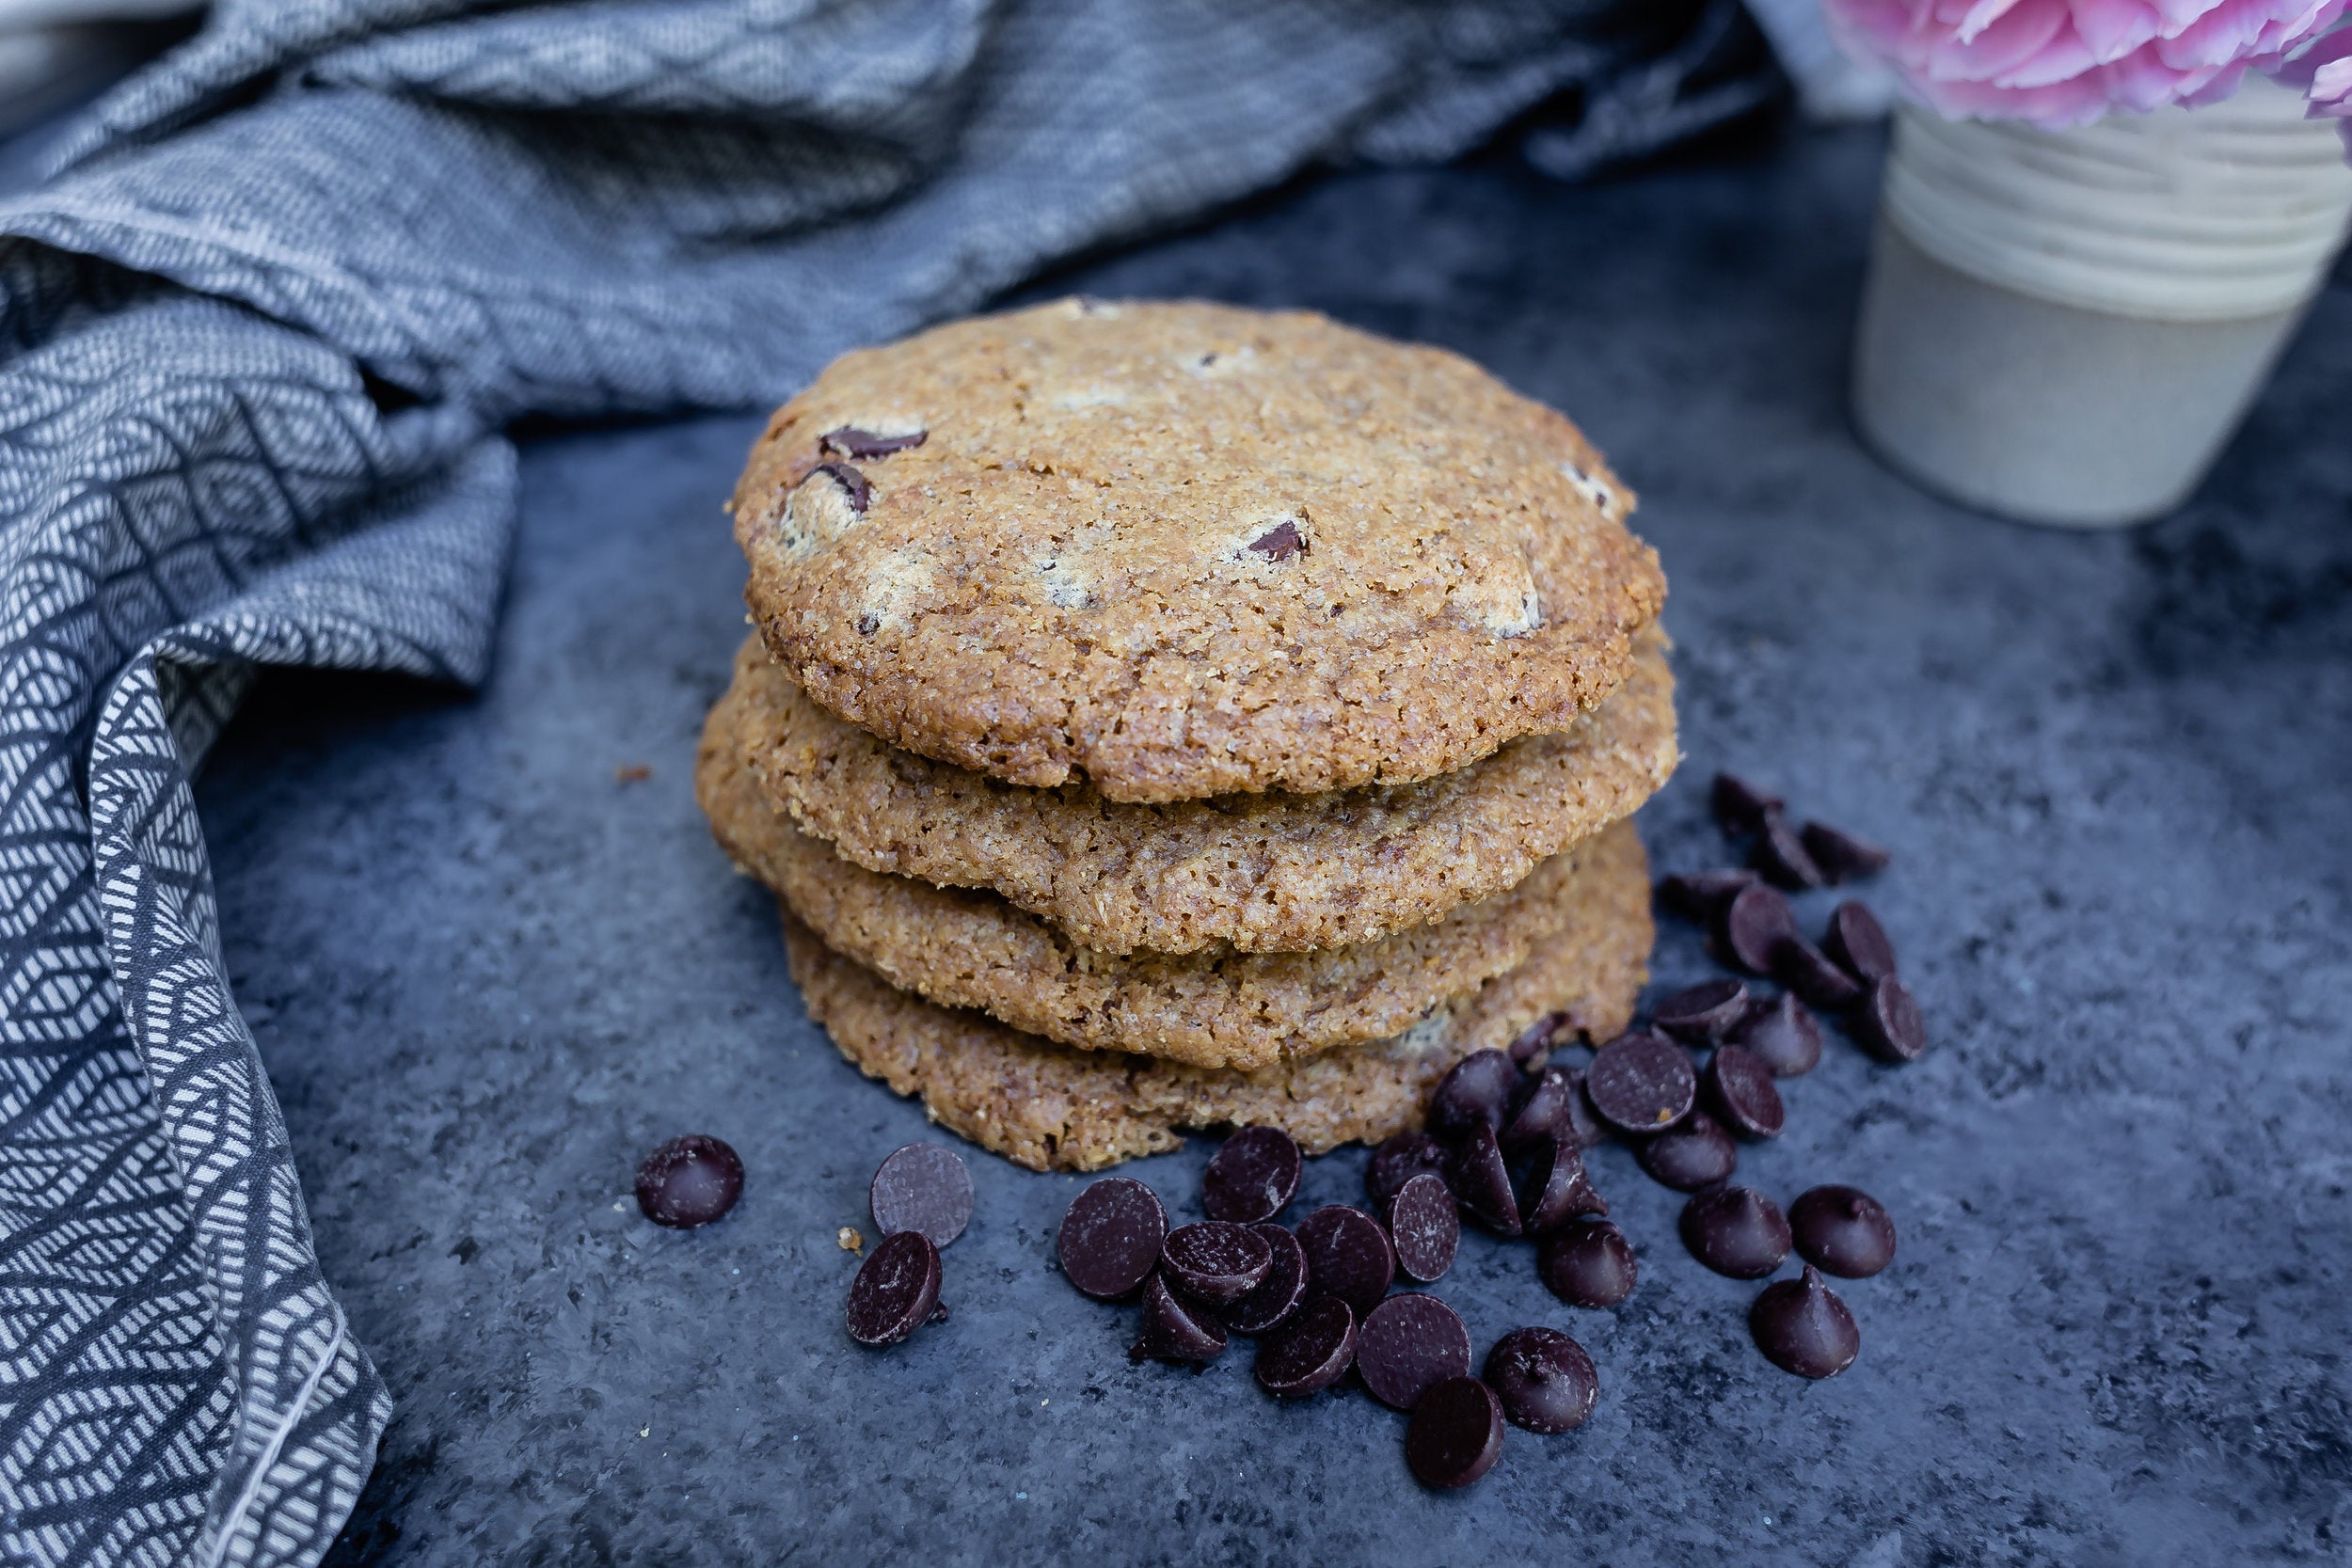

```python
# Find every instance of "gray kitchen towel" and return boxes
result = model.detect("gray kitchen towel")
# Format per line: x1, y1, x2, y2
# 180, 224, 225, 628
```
0, 3, 1772, 1563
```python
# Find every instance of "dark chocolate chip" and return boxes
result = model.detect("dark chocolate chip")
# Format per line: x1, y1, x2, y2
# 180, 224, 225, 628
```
634, 1134, 743, 1228
1653, 977, 1751, 1045
1366, 1131, 1450, 1209
1583, 1033, 1696, 1134
846, 1229, 942, 1347
1562, 1069, 1611, 1149
1823, 900, 1898, 984
1057, 1177, 1168, 1301
854, 611, 880, 637
1131, 1271, 1227, 1364
1508, 1009, 1572, 1065
1221, 1223, 1310, 1336
1750, 1265, 1860, 1378
1246, 519, 1307, 560
1406, 1377, 1505, 1490
1385, 1173, 1460, 1284
1711, 772, 1783, 836
1719, 883, 1801, 975
1507, 1132, 1608, 1235
1538, 1218, 1638, 1308
1161, 1221, 1273, 1305
868, 1142, 972, 1247
1679, 1185, 1792, 1279
819, 426, 928, 461
1485, 1327, 1598, 1434
1659, 867, 1760, 922
1446, 1122, 1520, 1238
1633, 1108, 1737, 1191
1729, 991, 1823, 1077
1773, 935, 1865, 1010
1755, 813, 1827, 890
1802, 821, 1892, 883
1851, 975, 1929, 1062
1295, 1205, 1395, 1318
1358, 1294, 1474, 1411
1202, 1125, 1302, 1225
1789, 1185, 1898, 1278
1702, 1045, 1786, 1140
1501, 1066, 1577, 1148
808, 461, 870, 514
1428, 1049, 1518, 1139
1254, 1295, 1357, 1397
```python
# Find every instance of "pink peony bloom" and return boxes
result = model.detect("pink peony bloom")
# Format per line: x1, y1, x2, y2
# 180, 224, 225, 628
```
1824, 0, 2352, 127
2274, 25, 2352, 150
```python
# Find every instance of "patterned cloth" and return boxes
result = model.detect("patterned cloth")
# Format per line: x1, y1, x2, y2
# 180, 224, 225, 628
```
0, 4, 1772, 1563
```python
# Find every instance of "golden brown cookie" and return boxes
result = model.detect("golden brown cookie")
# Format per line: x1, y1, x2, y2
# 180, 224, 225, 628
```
776, 823, 1651, 1171
732, 298, 1664, 803
720, 630, 1676, 956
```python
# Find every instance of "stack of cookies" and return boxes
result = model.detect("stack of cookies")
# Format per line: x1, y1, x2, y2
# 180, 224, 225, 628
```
695, 300, 1677, 1171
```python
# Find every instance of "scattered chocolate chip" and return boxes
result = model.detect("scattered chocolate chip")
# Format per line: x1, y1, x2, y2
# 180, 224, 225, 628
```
1719, 883, 1801, 975
1802, 821, 1892, 883
1406, 1377, 1506, 1490
1823, 901, 1898, 984
1679, 1185, 1793, 1279
807, 461, 870, 514
1295, 1206, 1396, 1317
1507, 1132, 1608, 1235
1202, 1125, 1301, 1225
634, 1134, 743, 1228
1246, 518, 1307, 560
1508, 1010, 1572, 1065
1485, 1327, 1598, 1434
1358, 1294, 1474, 1411
1653, 978, 1751, 1045
1428, 1050, 1518, 1139
1583, 1033, 1696, 1134
846, 1229, 942, 1347
1446, 1122, 1521, 1238
1773, 935, 1866, 1010
867, 1143, 972, 1248
1851, 975, 1929, 1062
1561, 1069, 1611, 1149
1386, 1173, 1460, 1284
1538, 1218, 1638, 1308
1222, 1223, 1310, 1336
1633, 1109, 1738, 1191
1366, 1131, 1450, 1209
1789, 1185, 1898, 1278
1750, 1265, 1861, 1378
1131, 1271, 1228, 1364
1160, 1221, 1273, 1305
1755, 813, 1827, 890
1659, 867, 1760, 922
1057, 1177, 1168, 1301
1501, 1065, 1578, 1148
1254, 1295, 1357, 1397
1729, 992, 1822, 1077
1702, 1046, 1787, 1140
819, 426, 928, 461
1711, 772, 1783, 836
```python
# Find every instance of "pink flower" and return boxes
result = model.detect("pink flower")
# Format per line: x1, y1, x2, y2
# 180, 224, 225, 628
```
1824, 0, 2352, 126
2274, 25, 2352, 150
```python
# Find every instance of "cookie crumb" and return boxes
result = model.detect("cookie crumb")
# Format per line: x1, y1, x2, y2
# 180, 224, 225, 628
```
837, 1226, 864, 1255
615, 764, 652, 784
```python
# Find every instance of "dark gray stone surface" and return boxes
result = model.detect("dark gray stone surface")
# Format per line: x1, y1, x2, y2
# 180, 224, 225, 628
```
183, 128, 2352, 1565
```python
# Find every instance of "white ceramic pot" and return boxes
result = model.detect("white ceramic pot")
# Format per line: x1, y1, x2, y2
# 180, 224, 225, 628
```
1851, 73, 2352, 528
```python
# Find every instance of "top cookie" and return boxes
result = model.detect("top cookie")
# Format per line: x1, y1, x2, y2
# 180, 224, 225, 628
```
731, 298, 1664, 803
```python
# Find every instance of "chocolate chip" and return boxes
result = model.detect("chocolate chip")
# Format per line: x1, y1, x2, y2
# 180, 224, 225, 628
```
808, 461, 870, 514
1406, 1377, 1505, 1490
1750, 1265, 1861, 1378
1789, 1185, 1898, 1278
1823, 900, 1898, 984
1057, 1177, 1168, 1301
1702, 1045, 1786, 1140
1659, 868, 1759, 922
1653, 978, 1751, 1045
1131, 1271, 1227, 1364
1728, 991, 1822, 1077
1221, 1223, 1310, 1336
868, 1142, 972, 1248
1501, 1065, 1581, 1148
1802, 821, 1891, 883
1366, 1131, 1449, 1209
634, 1134, 743, 1228
1358, 1294, 1473, 1411
1772, 934, 1865, 1010
1538, 1218, 1638, 1307
1202, 1125, 1301, 1225
1679, 1185, 1792, 1278
1485, 1326, 1598, 1434
1246, 518, 1307, 560
1160, 1221, 1273, 1305
854, 611, 880, 637
846, 1229, 942, 1347
1507, 1132, 1608, 1235
1755, 813, 1826, 890
1254, 1295, 1357, 1397
1508, 1010, 1572, 1065
819, 426, 928, 461
1583, 1032, 1696, 1134
1446, 1121, 1520, 1238
1428, 1049, 1517, 1138
1385, 1173, 1459, 1284
1561, 1069, 1611, 1149
1633, 1108, 1737, 1191
1851, 975, 1929, 1062
1711, 772, 1783, 836
1719, 883, 1800, 975
1295, 1205, 1395, 1317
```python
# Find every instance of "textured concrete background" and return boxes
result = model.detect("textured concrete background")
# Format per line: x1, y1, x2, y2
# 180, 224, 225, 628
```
183, 128, 2352, 1565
